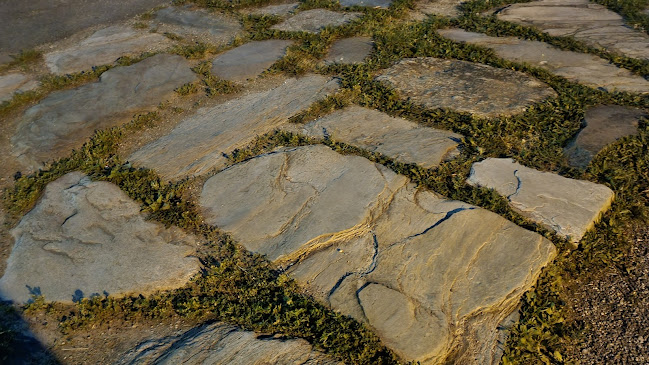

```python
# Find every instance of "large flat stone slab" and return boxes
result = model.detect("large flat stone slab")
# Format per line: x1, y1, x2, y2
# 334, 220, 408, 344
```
211, 40, 293, 82
130, 75, 339, 180
270, 9, 362, 33
494, 0, 649, 60
152, 7, 243, 45
284, 105, 462, 168
409, 0, 463, 19
467, 158, 615, 242
438, 28, 649, 94
0, 172, 200, 304
565, 105, 646, 168
376, 57, 556, 117
323, 37, 373, 64
44, 25, 171, 74
12, 54, 196, 171
0, 73, 39, 103
340, 0, 392, 8
117, 322, 340, 364
199, 145, 556, 363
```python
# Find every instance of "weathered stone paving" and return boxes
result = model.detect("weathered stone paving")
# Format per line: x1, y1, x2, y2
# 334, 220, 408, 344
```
246, 2, 299, 16
0, 172, 200, 304
340, 0, 392, 8
467, 158, 615, 243
323, 37, 374, 64
44, 25, 171, 74
130, 75, 339, 180
271, 9, 362, 33
564, 105, 645, 168
438, 28, 649, 94
285, 105, 462, 168
12, 54, 196, 171
117, 322, 340, 365
199, 145, 556, 363
211, 40, 293, 81
151, 6, 243, 44
493, 0, 649, 60
0, 73, 39, 103
409, 0, 463, 19
376, 57, 557, 117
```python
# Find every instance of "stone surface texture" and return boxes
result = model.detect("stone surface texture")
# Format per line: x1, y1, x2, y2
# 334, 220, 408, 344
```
117, 322, 340, 365
376, 57, 556, 117
0, 172, 200, 304
340, 0, 393, 8
323, 37, 374, 64
285, 105, 462, 168
130, 75, 339, 180
0, 73, 39, 103
438, 28, 649, 94
467, 158, 615, 242
247, 3, 299, 16
494, 0, 649, 60
211, 40, 293, 81
270, 9, 362, 33
410, 0, 463, 18
199, 145, 556, 363
152, 6, 243, 45
12, 54, 196, 171
565, 105, 645, 168
44, 25, 171, 74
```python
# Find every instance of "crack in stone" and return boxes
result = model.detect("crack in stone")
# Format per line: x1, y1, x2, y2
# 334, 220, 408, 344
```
506, 169, 522, 200
403, 206, 476, 242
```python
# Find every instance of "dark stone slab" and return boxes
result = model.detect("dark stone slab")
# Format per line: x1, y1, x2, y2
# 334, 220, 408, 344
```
211, 40, 292, 81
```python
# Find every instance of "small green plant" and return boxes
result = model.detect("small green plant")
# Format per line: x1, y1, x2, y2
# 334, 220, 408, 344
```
175, 82, 199, 96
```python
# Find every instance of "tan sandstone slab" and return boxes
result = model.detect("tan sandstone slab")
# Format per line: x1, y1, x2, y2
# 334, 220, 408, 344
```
323, 37, 373, 64
0, 172, 200, 304
467, 158, 614, 243
376, 57, 556, 117
199, 145, 556, 363
12, 54, 196, 171
130, 75, 339, 180
152, 6, 243, 44
270, 9, 362, 33
494, 0, 649, 60
438, 28, 649, 94
211, 40, 293, 82
117, 322, 340, 364
409, 0, 464, 20
284, 105, 462, 168
44, 25, 171, 74
0, 73, 39, 103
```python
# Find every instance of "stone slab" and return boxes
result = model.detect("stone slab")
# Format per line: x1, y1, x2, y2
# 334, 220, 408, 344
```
376, 57, 556, 117
323, 37, 373, 64
211, 40, 293, 81
247, 3, 299, 16
199, 145, 556, 363
130, 75, 340, 180
467, 158, 615, 242
270, 9, 362, 33
12, 54, 197, 171
410, 0, 463, 19
0, 172, 200, 304
284, 105, 462, 168
494, 0, 649, 60
565, 105, 646, 168
0, 73, 39, 103
44, 25, 172, 74
152, 7, 243, 45
117, 322, 340, 364
438, 28, 649, 94
340, 0, 392, 8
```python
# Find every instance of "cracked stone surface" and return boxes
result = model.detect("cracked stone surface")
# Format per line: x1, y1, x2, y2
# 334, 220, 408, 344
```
0, 73, 39, 103
439, 28, 649, 94
493, 0, 649, 60
44, 25, 171, 74
564, 105, 646, 168
323, 37, 373, 64
152, 6, 243, 45
211, 40, 293, 82
12, 54, 196, 171
284, 105, 462, 168
340, 0, 392, 8
467, 158, 615, 243
199, 145, 556, 363
376, 57, 556, 117
270, 9, 362, 33
130, 75, 339, 180
0, 172, 200, 304
117, 322, 340, 364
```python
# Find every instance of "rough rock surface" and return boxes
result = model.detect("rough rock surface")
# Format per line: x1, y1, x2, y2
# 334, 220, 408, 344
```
285, 105, 462, 168
565, 105, 645, 168
211, 40, 293, 81
117, 322, 340, 364
152, 6, 243, 45
409, 0, 463, 19
340, 0, 392, 8
199, 145, 556, 363
0, 73, 39, 103
130, 75, 339, 180
0, 172, 200, 304
271, 9, 362, 33
438, 28, 649, 94
12, 54, 196, 171
467, 158, 615, 243
494, 0, 649, 60
323, 37, 373, 64
44, 25, 171, 74
246, 2, 299, 16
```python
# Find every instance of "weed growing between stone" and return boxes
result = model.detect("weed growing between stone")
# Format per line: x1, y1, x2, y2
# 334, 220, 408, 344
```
0, 50, 42, 73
